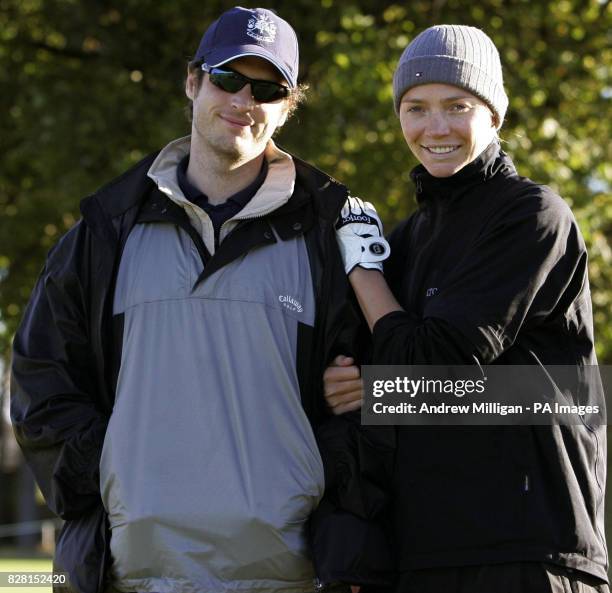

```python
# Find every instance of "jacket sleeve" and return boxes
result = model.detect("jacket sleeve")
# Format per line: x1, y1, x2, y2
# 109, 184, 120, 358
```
11, 221, 108, 520
313, 301, 396, 587
372, 186, 588, 365
315, 231, 396, 520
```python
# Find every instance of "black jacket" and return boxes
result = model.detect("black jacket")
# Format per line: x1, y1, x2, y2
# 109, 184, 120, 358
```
11, 150, 394, 592
373, 141, 607, 580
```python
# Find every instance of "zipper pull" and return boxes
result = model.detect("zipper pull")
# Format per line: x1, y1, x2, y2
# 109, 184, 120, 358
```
524, 473, 530, 492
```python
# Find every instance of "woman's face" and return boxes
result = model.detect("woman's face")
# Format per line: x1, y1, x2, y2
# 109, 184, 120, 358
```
398, 83, 497, 178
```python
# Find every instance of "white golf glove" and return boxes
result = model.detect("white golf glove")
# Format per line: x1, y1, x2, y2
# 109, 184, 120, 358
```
335, 197, 390, 274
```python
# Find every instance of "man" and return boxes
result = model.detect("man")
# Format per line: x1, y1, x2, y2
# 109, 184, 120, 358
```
327, 24, 608, 593
11, 7, 385, 593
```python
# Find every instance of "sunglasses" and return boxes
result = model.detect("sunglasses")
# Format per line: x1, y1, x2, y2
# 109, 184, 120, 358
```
202, 65, 290, 103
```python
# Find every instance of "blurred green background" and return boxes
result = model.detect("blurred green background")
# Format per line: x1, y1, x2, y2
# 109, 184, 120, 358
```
0, 0, 610, 363
0, 0, 611, 569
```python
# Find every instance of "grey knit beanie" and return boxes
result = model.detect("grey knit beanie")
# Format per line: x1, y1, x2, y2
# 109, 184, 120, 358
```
393, 25, 508, 128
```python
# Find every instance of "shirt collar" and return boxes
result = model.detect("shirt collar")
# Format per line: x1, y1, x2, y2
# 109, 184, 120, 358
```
176, 154, 269, 209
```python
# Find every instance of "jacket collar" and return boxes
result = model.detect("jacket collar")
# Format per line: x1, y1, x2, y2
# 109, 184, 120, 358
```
79, 138, 348, 247
292, 155, 349, 221
410, 139, 517, 205
146, 136, 299, 254
144, 136, 349, 243
80, 151, 160, 240
147, 136, 296, 216
266, 154, 349, 241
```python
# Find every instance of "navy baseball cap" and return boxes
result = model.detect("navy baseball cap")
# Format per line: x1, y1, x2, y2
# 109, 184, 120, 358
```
195, 7, 299, 88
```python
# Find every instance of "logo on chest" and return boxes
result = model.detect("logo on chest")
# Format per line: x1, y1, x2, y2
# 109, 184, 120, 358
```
426, 287, 439, 297
278, 294, 304, 313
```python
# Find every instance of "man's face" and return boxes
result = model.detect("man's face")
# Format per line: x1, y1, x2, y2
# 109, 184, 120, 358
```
398, 83, 496, 178
186, 56, 289, 164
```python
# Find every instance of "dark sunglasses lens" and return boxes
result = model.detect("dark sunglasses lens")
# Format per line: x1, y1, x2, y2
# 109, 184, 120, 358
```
209, 68, 289, 103
251, 82, 289, 102
210, 71, 246, 94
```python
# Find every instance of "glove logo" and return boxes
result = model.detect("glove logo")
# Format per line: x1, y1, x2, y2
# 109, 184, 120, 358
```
369, 242, 387, 256
345, 213, 374, 224
336, 212, 376, 229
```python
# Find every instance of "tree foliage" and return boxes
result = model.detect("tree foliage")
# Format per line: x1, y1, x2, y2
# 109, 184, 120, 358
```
1, 0, 610, 363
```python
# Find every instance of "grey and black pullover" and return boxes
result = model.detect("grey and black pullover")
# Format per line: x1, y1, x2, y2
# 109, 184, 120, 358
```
11, 138, 383, 592
103, 138, 328, 593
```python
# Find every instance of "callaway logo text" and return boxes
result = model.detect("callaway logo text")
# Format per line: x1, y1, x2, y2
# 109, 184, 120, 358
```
278, 295, 303, 313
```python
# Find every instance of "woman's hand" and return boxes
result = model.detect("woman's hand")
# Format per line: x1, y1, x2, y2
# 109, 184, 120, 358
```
323, 355, 363, 414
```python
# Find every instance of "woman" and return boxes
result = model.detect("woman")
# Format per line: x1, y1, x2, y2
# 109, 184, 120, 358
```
328, 25, 608, 593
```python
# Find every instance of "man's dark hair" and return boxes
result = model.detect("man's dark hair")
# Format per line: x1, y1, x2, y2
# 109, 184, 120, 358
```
184, 60, 307, 123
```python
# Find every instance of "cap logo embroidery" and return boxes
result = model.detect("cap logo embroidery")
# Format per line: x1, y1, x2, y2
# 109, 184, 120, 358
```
247, 14, 277, 43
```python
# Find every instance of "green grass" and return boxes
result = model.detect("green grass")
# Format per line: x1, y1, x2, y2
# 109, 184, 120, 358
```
0, 558, 53, 593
